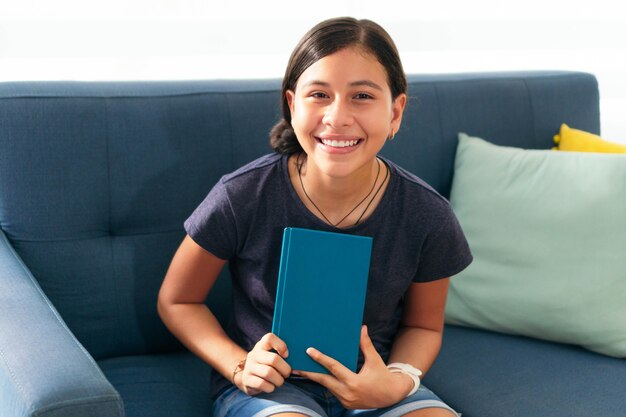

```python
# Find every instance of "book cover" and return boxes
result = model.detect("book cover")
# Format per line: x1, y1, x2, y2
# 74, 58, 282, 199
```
272, 227, 373, 374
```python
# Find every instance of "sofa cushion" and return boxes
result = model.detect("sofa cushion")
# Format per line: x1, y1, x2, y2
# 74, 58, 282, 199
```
0, 91, 244, 360
554, 123, 626, 153
445, 134, 626, 357
99, 352, 213, 417
424, 325, 626, 417
0, 74, 600, 363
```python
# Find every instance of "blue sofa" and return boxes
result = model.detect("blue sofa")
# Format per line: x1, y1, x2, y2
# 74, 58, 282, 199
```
1, 72, 624, 417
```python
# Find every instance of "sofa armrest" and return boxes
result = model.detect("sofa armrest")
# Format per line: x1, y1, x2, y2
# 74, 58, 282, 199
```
0, 230, 124, 417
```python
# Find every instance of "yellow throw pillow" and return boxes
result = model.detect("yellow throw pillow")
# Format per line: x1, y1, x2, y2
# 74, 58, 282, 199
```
554, 123, 626, 153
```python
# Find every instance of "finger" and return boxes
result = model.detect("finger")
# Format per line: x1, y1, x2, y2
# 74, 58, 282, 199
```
246, 361, 286, 388
306, 347, 351, 380
256, 333, 289, 358
253, 350, 292, 379
295, 369, 343, 393
243, 374, 277, 394
359, 325, 379, 363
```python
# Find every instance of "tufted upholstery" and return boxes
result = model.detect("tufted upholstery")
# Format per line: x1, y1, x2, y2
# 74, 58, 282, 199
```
1, 72, 614, 417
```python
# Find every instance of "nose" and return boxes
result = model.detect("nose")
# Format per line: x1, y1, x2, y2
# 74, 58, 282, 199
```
322, 98, 353, 128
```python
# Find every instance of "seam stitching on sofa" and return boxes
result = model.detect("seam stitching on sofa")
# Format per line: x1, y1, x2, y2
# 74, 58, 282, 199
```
406, 72, 593, 86
432, 83, 447, 193
225, 93, 236, 171
10, 228, 184, 243
0, 340, 30, 414
591, 76, 601, 136
103, 97, 126, 358
0, 72, 593, 100
521, 79, 539, 148
103, 97, 113, 239
223, 93, 241, 251
31, 394, 122, 417
0, 88, 282, 100
0, 232, 47, 408
0, 232, 118, 414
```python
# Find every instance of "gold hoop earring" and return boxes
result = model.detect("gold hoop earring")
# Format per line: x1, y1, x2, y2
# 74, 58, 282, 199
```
388, 129, 395, 141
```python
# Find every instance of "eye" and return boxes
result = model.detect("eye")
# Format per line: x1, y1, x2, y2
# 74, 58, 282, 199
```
354, 92, 374, 100
310, 91, 329, 99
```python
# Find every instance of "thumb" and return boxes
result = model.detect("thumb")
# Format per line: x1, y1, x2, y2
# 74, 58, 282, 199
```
258, 333, 289, 358
359, 325, 379, 362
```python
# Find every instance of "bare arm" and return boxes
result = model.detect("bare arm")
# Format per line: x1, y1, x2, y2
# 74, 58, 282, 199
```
157, 235, 290, 395
157, 235, 245, 381
388, 278, 450, 374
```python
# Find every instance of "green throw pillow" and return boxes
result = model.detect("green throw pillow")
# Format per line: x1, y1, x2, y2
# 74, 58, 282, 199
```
445, 133, 626, 357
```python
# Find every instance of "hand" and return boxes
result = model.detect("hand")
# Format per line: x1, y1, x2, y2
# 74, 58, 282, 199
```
295, 326, 414, 409
234, 333, 292, 396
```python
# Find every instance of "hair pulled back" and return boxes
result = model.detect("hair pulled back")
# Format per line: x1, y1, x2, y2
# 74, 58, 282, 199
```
269, 17, 407, 154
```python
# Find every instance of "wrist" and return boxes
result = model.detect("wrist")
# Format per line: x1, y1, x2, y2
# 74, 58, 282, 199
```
389, 372, 414, 399
231, 358, 246, 387
387, 362, 422, 397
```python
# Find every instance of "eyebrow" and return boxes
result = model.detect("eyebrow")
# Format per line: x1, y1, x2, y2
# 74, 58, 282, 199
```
302, 80, 384, 91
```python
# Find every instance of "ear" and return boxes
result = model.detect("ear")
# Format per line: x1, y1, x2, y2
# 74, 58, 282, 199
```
286, 90, 296, 115
390, 93, 407, 135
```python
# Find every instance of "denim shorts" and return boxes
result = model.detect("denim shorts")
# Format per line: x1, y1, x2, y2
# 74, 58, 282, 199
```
213, 379, 460, 417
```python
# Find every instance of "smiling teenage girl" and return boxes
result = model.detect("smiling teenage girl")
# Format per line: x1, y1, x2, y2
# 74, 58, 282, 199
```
158, 17, 472, 417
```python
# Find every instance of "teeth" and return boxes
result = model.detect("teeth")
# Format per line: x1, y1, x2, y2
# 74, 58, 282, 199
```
321, 139, 359, 147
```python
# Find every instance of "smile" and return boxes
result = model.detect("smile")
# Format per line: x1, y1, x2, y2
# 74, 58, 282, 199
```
316, 137, 363, 148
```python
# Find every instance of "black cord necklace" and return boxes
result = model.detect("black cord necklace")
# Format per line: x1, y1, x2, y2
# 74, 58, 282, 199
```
296, 154, 388, 227
354, 159, 389, 225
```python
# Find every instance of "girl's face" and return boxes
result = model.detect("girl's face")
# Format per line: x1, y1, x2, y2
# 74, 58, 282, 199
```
286, 47, 406, 180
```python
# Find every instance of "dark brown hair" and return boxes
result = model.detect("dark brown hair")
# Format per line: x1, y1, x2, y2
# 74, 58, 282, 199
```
269, 17, 408, 154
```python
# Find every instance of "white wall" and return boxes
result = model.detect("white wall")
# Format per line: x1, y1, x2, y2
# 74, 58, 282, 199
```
1, 0, 625, 143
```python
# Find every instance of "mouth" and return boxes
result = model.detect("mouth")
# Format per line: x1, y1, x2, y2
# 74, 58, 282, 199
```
315, 136, 363, 149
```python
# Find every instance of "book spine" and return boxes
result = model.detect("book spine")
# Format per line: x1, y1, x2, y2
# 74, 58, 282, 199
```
271, 228, 292, 335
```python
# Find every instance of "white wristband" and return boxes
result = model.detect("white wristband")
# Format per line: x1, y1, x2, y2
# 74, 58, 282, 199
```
387, 362, 422, 397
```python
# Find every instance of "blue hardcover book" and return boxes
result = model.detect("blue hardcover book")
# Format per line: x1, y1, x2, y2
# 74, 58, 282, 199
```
272, 227, 373, 374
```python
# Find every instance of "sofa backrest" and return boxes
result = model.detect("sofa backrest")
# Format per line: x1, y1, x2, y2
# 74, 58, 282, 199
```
0, 72, 599, 360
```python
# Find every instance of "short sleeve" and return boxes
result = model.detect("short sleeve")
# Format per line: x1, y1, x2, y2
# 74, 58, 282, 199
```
184, 178, 238, 260
414, 206, 473, 282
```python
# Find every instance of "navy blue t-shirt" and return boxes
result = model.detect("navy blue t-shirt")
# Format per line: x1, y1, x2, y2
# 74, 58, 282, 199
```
184, 153, 473, 397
